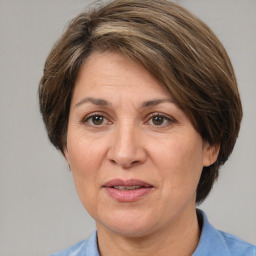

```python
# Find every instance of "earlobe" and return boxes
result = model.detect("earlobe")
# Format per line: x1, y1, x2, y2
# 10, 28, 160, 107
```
203, 143, 220, 167
63, 146, 70, 164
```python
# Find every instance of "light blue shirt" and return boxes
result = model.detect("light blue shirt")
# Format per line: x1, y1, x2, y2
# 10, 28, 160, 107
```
50, 210, 256, 256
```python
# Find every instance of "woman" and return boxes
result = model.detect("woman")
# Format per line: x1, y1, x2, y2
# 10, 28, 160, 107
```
39, 0, 255, 255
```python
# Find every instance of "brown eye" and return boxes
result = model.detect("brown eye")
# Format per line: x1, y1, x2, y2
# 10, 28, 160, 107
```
147, 114, 173, 127
91, 115, 104, 125
152, 115, 165, 126
83, 114, 108, 126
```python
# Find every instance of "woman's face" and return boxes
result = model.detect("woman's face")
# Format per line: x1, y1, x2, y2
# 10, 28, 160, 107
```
65, 51, 216, 238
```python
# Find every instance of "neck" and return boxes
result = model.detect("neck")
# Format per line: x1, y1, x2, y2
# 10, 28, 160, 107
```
96, 209, 201, 256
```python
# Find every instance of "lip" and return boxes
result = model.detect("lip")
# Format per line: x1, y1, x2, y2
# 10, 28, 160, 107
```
102, 179, 154, 202
103, 179, 153, 188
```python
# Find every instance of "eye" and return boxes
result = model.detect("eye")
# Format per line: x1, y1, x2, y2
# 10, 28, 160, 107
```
151, 115, 166, 126
147, 113, 173, 127
83, 114, 110, 127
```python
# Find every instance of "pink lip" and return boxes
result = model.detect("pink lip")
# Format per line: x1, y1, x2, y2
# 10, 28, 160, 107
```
102, 179, 154, 202
103, 179, 153, 188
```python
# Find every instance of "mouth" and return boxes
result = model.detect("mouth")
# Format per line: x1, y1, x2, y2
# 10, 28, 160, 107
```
102, 179, 154, 202
111, 185, 145, 191
103, 178, 153, 189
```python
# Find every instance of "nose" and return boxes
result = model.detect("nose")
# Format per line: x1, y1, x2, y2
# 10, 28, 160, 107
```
107, 123, 147, 169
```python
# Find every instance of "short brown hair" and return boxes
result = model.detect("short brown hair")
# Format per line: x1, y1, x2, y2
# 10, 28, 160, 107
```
39, 0, 242, 204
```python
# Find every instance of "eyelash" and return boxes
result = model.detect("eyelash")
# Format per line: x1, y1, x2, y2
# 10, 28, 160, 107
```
82, 112, 111, 127
81, 112, 174, 128
146, 113, 174, 127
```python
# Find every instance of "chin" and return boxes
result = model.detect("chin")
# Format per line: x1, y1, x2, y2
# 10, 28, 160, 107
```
97, 209, 158, 238
106, 223, 155, 238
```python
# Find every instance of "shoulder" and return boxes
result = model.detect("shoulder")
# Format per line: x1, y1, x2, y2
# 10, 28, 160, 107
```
50, 231, 99, 256
194, 209, 256, 256
218, 230, 256, 256
50, 240, 88, 256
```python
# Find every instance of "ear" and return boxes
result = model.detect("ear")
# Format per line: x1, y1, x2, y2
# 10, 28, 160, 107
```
63, 146, 70, 164
203, 142, 220, 167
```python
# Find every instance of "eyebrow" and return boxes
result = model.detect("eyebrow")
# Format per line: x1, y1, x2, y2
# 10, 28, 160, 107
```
75, 97, 111, 108
74, 97, 175, 108
141, 98, 176, 107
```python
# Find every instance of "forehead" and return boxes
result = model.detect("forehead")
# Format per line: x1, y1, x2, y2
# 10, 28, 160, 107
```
73, 51, 172, 102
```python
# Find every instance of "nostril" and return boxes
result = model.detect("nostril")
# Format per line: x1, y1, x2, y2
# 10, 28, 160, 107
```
109, 158, 140, 168
110, 159, 117, 165
122, 160, 141, 169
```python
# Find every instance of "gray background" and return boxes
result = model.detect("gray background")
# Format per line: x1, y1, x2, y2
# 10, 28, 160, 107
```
0, 0, 255, 255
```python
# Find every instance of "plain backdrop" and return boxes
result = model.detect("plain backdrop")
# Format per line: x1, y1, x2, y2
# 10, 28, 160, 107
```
0, 0, 255, 255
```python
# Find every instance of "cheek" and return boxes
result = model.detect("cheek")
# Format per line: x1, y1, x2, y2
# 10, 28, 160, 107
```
66, 134, 105, 205
152, 136, 204, 192
67, 129, 107, 171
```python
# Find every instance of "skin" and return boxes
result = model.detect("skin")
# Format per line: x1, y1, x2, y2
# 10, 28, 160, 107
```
64, 51, 219, 256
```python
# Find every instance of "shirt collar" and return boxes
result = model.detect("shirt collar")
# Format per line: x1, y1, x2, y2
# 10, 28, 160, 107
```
80, 231, 99, 256
193, 209, 231, 256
